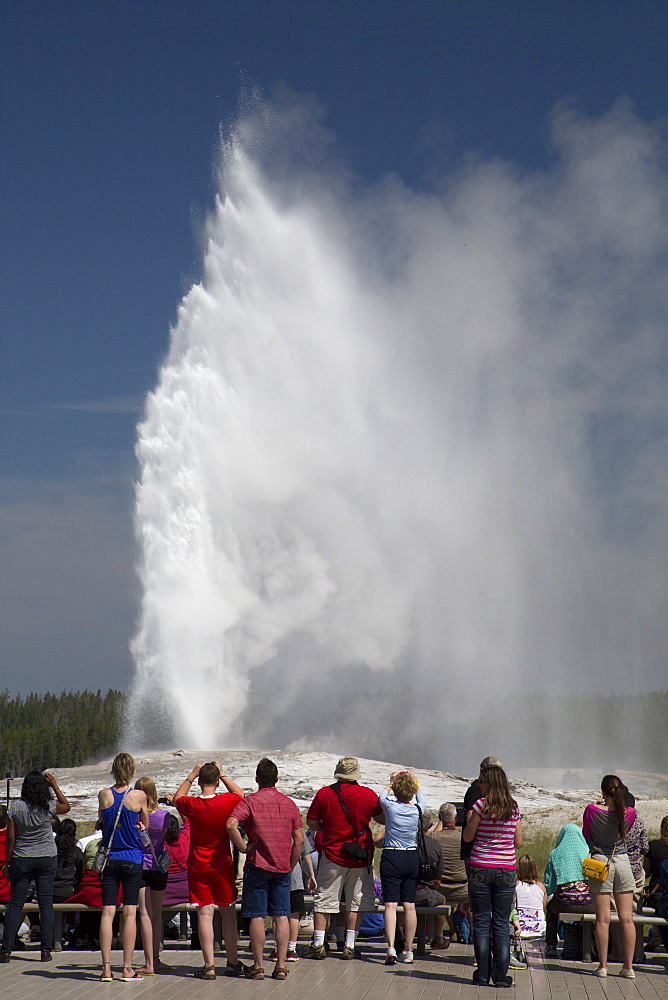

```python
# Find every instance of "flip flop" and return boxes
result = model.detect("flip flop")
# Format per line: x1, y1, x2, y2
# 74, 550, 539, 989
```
121, 971, 144, 982
272, 966, 288, 980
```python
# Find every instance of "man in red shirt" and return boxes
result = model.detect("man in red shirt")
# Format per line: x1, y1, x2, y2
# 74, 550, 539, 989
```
227, 758, 303, 981
303, 757, 383, 960
174, 760, 245, 980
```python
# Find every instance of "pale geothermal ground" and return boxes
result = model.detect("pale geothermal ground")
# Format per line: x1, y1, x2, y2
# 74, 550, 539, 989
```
12, 750, 667, 838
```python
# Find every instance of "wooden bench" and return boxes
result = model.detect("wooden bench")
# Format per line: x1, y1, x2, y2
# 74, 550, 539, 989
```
557, 911, 668, 963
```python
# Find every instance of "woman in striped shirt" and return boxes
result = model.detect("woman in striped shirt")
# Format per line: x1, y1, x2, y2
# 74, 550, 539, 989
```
463, 765, 522, 988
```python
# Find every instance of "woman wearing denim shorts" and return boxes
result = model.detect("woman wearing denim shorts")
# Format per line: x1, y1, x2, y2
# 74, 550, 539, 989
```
97, 753, 148, 982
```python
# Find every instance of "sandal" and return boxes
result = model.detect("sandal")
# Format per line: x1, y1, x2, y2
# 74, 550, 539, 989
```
272, 966, 288, 980
121, 971, 144, 982
100, 963, 114, 982
193, 966, 216, 980
244, 966, 265, 980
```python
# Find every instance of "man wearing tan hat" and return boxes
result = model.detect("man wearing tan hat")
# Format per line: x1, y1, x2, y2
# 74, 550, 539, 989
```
303, 757, 383, 960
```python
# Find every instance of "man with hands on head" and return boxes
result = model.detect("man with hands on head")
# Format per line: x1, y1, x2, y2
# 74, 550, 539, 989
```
174, 760, 245, 980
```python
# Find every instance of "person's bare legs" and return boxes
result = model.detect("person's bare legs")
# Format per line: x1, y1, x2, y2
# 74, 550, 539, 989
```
593, 893, 611, 970
249, 916, 266, 969
100, 904, 116, 976
150, 889, 166, 967
137, 887, 154, 972
613, 892, 636, 972
137, 887, 166, 972
120, 904, 138, 977
220, 905, 239, 966
384, 901, 397, 952
197, 904, 215, 969
274, 915, 289, 967
403, 902, 417, 953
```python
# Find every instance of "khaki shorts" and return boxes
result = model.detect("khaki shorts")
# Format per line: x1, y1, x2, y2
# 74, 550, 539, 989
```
313, 856, 376, 913
588, 854, 635, 896
440, 881, 469, 905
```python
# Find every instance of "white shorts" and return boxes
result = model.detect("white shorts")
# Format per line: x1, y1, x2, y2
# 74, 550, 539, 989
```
313, 856, 376, 913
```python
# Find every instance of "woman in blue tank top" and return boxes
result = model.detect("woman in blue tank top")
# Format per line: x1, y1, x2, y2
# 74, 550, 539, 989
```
97, 753, 148, 982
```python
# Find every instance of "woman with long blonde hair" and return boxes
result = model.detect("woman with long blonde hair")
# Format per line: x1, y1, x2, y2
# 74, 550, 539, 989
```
134, 776, 171, 975
463, 764, 522, 988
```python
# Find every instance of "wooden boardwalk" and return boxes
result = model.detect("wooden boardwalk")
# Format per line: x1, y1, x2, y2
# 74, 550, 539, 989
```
0, 939, 666, 1000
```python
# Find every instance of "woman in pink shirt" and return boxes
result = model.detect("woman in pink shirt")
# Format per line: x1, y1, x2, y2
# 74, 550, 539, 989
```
463, 765, 522, 988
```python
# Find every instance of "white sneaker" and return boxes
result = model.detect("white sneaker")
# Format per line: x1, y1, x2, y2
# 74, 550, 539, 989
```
594, 966, 607, 978
399, 950, 414, 964
619, 968, 635, 979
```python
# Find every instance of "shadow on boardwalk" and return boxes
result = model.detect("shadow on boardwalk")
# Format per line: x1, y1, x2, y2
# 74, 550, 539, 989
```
0, 939, 666, 999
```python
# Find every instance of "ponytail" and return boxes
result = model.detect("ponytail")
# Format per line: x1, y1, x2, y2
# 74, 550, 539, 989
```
601, 774, 627, 841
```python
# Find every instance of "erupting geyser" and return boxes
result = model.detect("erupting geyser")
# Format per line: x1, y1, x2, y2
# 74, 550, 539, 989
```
127, 95, 668, 766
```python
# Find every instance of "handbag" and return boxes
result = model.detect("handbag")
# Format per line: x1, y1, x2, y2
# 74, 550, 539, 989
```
330, 783, 370, 863
92, 791, 127, 874
582, 843, 616, 882
416, 805, 439, 883
148, 840, 171, 874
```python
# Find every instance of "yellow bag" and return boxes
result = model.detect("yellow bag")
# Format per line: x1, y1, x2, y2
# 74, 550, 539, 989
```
582, 857, 609, 881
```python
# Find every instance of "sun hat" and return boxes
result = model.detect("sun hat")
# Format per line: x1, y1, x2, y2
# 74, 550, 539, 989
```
334, 757, 361, 782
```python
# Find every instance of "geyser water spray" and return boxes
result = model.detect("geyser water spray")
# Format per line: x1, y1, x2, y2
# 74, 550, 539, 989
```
127, 96, 668, 766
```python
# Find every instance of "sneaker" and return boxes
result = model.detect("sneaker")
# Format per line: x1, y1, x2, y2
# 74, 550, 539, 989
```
619, 968, 636, 979
286, 950, 299, 962
301, 943, 327, 960
268, 950, 279, 962
594, 966, 607, 978
399, 950, 414, 964
385, 950, 397, 966
509, 955, 527, 970
341, 945, 358, 960
544, 946, 557, 958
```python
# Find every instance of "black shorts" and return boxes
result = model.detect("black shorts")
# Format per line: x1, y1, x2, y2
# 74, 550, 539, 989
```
101, 859, 144, 907
143, 869, 168, 891
290, 889, 305, 914
380, 849, 419, 904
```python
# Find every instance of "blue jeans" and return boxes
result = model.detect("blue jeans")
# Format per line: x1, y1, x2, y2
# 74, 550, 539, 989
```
467, 865, 516, 985
241, 863, 291, 918
0, 855, 58, 954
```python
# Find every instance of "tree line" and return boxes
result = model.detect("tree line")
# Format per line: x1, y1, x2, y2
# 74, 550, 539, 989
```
0, 689, 126, 775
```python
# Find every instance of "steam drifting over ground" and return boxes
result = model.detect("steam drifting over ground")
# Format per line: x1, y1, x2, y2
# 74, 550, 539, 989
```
127, 93, 668, 771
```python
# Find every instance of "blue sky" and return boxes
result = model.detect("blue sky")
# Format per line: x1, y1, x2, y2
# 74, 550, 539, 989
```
2, 0, 667, 700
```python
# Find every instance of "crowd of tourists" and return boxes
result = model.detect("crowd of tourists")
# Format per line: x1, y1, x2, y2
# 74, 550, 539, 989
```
0, 753, 667, 985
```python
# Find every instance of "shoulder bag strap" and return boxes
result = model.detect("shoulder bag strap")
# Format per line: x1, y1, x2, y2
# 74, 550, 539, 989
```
102, 789, 127, 850
330, 782, 361, 839
416, 803, 429, 859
